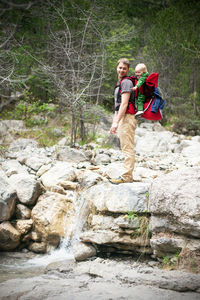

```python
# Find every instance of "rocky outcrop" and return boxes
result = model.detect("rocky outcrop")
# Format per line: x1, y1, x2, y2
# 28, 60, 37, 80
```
148, 166, 200, 271
0, 119, 200, 271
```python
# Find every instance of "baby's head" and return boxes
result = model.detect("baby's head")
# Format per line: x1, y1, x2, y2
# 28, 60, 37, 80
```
135, 63, 147, 78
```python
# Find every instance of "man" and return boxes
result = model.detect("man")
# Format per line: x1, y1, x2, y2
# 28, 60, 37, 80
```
109, 58, 138, 184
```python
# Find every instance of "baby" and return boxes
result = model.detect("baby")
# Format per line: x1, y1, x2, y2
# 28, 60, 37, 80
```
132, 63, 149, 117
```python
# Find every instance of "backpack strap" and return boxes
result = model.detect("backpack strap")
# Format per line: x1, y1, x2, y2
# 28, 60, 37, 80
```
115, 76, 136, 112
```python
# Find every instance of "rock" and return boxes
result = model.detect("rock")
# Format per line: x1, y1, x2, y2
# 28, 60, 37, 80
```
0, 221, 21, 250
58, 180, 78, 190
16, 204, 31, 219
0, 175, 17, 221
83, 182, 150, 213
57, 146, 87, 162
31, 191, 76, 251
89, 215, 115, 230
80, 230, 150, 250
8, 138, 38, 152
36, 164, 52, 176
1, 120, 24, 131
30, 231, 42, 242
114, 215, 140, 229
149, 166, 200, 259
135, 129, 174, 154
148, 167, 200, 237
24, 155, 52, 172
1, 159, 28, 177
13, 219, 33, 235
92, 153, 111, 165
28, 242, 46, 253
40, 161, 76, 188
73, 241, 97, 261
77, 170, 103, 188
8, 173, 43, 206
102, 134, 120, 149
0, 121, 8, 138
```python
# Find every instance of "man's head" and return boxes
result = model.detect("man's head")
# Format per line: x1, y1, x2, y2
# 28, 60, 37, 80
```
117, 58, 130, 80
135, 63, 147, 78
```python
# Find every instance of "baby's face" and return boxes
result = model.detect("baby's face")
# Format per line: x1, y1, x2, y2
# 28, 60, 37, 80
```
135, 69, 143, 78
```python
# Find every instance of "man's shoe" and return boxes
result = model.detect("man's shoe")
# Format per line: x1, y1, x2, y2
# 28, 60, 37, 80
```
135, 110, 144, 118
109, 176, 132, 184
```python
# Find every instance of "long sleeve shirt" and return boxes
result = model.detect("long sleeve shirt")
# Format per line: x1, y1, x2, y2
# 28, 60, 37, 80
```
136, 72, 149, 88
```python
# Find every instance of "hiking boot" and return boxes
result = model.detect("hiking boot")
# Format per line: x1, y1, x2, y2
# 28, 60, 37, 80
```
109, 176, 133, 184
135, 110, 144, 118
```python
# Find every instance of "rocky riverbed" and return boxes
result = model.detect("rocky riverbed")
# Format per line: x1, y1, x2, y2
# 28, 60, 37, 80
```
0, 119, 200, 299
0, 251, 200, 299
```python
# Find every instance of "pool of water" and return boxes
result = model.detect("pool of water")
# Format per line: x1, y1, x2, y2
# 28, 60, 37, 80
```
0, 249, 74, 283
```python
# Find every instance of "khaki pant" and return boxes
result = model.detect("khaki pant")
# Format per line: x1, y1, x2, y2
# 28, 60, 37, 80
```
118, 114, 137, 181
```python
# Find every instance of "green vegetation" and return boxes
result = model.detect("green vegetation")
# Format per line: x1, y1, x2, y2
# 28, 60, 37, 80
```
126, 211, 151, 242
162, 252, 181, 270
0, 0, 200, 144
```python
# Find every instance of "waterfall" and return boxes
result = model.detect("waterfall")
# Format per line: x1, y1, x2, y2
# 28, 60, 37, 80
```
26, 190, 90, 266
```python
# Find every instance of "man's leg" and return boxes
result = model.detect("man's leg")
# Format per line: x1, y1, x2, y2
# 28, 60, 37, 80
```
110, 114, 137, 183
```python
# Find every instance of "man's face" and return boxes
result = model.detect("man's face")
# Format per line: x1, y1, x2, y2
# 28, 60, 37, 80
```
135, 69, 143, 78
117, 63, 129, 80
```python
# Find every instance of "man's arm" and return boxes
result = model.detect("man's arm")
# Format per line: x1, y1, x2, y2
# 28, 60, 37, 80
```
110, 92, 130, 134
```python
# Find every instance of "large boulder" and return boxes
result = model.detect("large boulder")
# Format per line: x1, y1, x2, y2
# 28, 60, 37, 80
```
148, 166, 200, 257
77, 182, 151, 257
83, 182, 150, 213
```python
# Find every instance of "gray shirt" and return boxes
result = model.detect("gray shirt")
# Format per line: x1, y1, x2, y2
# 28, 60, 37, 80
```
114, 78, 134, 110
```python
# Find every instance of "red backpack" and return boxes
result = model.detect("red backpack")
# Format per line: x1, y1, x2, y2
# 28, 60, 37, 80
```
119, 73, 162, 121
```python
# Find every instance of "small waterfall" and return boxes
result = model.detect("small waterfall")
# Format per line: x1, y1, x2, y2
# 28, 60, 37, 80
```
27, 190, 90, 266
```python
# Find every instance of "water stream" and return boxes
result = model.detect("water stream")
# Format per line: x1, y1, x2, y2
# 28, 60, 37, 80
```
0, 192, 89, 283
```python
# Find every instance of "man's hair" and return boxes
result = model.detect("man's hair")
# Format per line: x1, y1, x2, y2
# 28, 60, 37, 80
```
117, 58, 130, 68
135, 63, 147, 73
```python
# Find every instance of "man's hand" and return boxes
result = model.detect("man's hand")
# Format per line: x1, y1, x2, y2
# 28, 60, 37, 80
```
110, 122, 118, 134
132, 86, 137, 91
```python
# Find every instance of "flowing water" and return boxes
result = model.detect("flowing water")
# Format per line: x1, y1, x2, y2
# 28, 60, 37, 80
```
0, 193, 89, 283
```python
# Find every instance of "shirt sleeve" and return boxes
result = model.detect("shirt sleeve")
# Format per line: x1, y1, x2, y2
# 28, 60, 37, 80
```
136, 72, 149, 88
121, 79, 133, 93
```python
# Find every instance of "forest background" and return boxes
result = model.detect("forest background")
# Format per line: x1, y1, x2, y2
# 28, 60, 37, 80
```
0, 0, 200, 146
